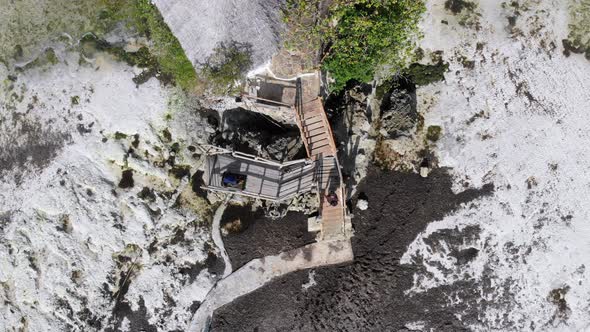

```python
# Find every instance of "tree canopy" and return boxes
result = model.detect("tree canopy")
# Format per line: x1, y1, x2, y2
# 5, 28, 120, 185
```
322, 0, 426, 91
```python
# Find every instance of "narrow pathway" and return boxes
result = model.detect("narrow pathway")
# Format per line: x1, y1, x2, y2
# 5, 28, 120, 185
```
189, 239, 354, 332
212, 200, 232, 278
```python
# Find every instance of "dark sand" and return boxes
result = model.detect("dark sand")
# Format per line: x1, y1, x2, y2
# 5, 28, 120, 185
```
211, 166, 493, 331
221, 205, 317, 269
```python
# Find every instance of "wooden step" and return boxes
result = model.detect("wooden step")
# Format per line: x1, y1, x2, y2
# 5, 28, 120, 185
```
306, 121, 325, 132
310, 140, 330, 149
322, 211, 342, 218
309, 140, 330, 152
308, 133, 329, 144
307, 129, 327, 140
302, 109, 322, 118
322, 220, 343, 231
312, 145, 333, 157
303, 115, 323, 126
307, 126, 325, 137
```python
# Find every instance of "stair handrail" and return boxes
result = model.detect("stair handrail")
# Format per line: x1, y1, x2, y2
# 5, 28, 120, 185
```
294, 78, 311, 158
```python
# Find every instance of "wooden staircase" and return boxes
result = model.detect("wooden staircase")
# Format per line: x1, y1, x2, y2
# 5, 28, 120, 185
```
293, 78, 348, 240
315, 156, 346, 239
300, 99, 337, 158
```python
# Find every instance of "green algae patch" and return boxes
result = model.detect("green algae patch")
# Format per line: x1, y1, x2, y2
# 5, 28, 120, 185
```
114, 131, 128, 140
80, 33, 163, 84
426, 125, 442, 142
100, 0, 197, 90
17, 48, 60, 71
177, 186, 214, 225
563, 0, 590, 60
0, 0, 120, 65
404, 62, 449, 86
444, 0, 476, 14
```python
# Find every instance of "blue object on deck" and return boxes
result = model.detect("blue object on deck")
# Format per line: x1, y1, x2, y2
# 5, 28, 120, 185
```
222, 172, 247, 189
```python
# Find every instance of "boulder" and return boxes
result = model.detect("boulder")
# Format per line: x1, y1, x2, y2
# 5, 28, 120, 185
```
356, 198, 368, 211
379, 79, 418, 139
211, 108, 305, 161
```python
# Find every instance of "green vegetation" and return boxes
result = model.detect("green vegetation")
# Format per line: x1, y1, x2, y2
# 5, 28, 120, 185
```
98, 0, 197, 90
18, 48, 59, 71
114, 131, 128, 140
201, 41, 253, 94
404, 62, 449, 86
562, 0, 590, 60
282, 0, 426, 91
70, 96, 80, 105
281, 0, 323, 70
426, 125, 442, 142
320, 0, 426, 91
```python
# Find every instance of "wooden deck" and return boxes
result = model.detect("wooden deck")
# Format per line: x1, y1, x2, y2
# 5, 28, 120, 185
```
205, 153, 316, 201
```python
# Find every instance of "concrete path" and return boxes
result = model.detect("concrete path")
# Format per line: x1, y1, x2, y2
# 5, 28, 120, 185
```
189, 239, 354, 332
211, 201, 232, 278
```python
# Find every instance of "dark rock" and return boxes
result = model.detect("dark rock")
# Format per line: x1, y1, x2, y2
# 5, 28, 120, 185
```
190, 170, 208, 199
379, 78, 418, 139
131, 134, 140, 148
445, 0, 476, 14
220, 204, 315, 269
452, 247, 479, 265
118, 169, 134, 188
169, 164, 191, 179
211, 108, 305, 161
137, 187, 156, 202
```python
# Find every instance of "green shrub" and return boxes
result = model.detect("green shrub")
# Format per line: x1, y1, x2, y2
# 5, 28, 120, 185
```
200, 41, 253, 94
322, 0, 426, 91
426, 125, 442, 142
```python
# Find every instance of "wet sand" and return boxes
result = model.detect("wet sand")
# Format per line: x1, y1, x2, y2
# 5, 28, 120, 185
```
210, 166, 493, 331
221, 205, 316, 269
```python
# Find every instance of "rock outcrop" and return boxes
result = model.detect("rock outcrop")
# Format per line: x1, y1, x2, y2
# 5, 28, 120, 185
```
153, 0, 284, 69
211, 108, 305, 161
379, 78, 418, 139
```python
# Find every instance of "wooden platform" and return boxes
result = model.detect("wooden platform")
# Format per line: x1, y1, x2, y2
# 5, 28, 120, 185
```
205, 153, 316, 201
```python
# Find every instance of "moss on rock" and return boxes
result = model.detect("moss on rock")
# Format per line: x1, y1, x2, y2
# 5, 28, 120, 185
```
426, 125, 442, 142
404, 62, 449, 86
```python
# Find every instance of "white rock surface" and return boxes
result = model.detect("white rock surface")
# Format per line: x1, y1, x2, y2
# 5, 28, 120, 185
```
403, 0, 590, 330
0, 50, 216, 331
356, 198, 369, 211
153, 0, 284, 68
